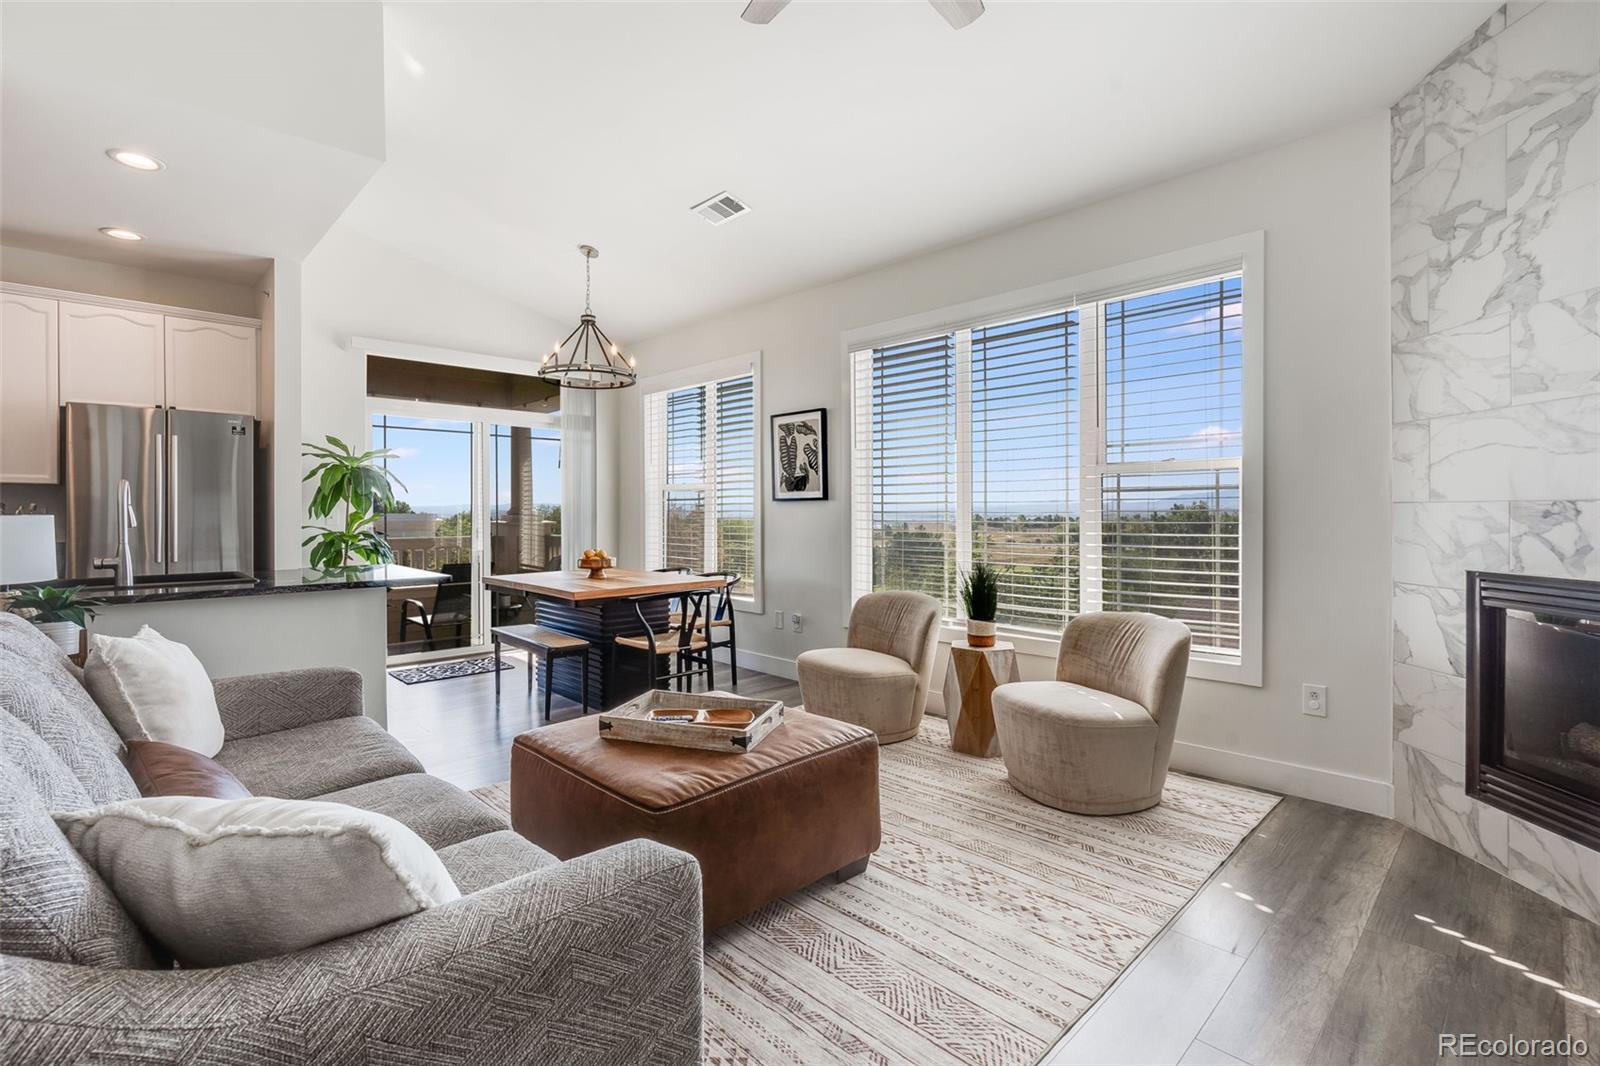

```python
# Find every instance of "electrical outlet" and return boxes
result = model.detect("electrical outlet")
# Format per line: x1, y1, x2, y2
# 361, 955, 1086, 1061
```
790, 612, 804, 634
1302, 683, 1328, 717
774, 610, 784, 630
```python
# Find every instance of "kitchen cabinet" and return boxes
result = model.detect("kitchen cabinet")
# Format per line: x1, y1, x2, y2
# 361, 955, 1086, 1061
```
164, 316, 257, 418
59, 300, 164, 407
0, 286, 260, 485
0, 293, 60, 483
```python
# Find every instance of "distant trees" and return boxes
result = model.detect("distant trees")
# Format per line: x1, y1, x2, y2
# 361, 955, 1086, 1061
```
438, 510, 472, 538
872, 499, 1239, 649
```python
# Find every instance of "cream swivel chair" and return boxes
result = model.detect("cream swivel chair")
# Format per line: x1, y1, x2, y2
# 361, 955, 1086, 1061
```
991, 612, 1191, 814
796, 591, 942, 744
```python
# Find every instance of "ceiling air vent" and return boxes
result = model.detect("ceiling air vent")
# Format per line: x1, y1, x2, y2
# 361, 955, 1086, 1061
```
691, 191, 751, 226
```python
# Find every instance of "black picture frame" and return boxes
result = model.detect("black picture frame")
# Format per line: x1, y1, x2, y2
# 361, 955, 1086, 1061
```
770, 408, 828, 501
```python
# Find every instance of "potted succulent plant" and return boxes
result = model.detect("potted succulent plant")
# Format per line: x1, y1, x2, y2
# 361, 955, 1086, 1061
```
960, 561, 1000, 648
4, 584, 101, 655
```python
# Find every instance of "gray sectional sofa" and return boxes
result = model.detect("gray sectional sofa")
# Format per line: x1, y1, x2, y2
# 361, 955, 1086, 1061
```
0, 613, 703, 1065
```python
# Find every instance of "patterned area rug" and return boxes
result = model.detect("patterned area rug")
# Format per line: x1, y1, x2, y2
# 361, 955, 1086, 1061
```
473, 717, 1277, 1065
388, 656, 511, 685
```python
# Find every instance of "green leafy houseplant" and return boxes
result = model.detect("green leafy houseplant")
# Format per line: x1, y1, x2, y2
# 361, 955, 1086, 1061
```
959, 561, 1001, 647
5, 584, 101, 627
301, 437, 407, 571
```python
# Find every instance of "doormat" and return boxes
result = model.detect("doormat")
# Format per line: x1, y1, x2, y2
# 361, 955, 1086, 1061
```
388, 656, 512, 685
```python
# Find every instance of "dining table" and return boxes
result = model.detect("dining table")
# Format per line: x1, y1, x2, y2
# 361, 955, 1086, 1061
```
484, 568, 727, 710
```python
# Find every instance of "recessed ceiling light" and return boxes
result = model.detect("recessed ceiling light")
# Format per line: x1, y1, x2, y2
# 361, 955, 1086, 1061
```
99, 227, 145, 242
106, 149, 164, 172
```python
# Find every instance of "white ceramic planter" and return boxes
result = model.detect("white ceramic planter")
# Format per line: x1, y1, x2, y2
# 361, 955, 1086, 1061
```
34, 620, 83, 656
965, 619, 996, 648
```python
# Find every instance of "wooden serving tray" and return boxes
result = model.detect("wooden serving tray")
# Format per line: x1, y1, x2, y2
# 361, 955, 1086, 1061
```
599, 690, 785, 752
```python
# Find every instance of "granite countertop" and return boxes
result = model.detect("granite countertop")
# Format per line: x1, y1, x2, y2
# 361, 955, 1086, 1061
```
4, 564, 448, 606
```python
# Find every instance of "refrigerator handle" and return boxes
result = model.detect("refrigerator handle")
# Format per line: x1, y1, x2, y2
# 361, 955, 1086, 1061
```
154, 431, 164, 564
168, 431, 178, 566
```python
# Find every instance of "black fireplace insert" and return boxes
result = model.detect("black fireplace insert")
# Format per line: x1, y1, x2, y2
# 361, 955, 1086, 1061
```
1466, 571, 1600, 849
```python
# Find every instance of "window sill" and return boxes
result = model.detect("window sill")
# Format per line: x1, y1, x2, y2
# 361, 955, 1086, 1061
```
935, 622, 1260, 688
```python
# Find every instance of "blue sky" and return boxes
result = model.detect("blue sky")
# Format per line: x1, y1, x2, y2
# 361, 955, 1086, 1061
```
370, 415, 561, 516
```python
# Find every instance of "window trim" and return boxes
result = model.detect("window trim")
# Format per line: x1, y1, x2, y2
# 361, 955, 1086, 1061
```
840, 234, 1264, 686
365, 397, 563, 664
639, 351, 765, 615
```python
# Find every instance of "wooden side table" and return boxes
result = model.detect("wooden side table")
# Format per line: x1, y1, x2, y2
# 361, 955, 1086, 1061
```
942, 640, 1020, 757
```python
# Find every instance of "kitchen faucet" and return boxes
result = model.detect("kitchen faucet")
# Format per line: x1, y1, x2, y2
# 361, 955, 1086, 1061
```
92, 478, 137, 587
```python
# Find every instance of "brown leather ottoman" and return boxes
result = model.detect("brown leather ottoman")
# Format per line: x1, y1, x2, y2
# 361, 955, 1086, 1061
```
511, 709, 881, 930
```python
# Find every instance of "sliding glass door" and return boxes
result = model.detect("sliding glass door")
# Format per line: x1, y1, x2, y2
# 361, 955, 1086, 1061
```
370, 403, 561, 661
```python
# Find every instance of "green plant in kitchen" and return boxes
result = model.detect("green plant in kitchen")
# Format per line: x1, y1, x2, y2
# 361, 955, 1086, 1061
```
301, 437, 407, 570
5, 584, 101, 626
4, 584, 102, 656
959, 560, 1001, 648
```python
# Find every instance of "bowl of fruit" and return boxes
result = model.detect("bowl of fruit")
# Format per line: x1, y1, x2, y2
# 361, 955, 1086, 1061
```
579, 549, 616, 579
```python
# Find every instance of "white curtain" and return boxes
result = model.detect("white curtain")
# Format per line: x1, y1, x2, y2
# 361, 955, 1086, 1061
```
560, 388, 597, 568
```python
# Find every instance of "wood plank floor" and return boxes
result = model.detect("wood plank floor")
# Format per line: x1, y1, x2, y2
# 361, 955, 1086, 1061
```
389, 662, 1600, 1064
1047, 797, 1600, 1066
387, 652, 799, 791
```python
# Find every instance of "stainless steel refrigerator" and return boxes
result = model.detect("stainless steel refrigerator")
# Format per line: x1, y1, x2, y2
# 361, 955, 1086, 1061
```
63, 403, 254, 580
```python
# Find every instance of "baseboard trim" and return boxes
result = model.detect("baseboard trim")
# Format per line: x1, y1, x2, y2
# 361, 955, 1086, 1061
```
714, 648, 1392, 816
1171, 740, 1393, 816
713, 647, 798, 681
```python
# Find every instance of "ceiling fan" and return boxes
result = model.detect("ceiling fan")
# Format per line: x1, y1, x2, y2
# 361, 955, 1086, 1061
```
741, 0, 985, 30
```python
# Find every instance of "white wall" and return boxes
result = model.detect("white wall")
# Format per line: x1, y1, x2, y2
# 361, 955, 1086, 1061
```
292, 223, 569, 561
621, 114, 1395, 812
257, 259, 304, 568
0, 244, 259, 317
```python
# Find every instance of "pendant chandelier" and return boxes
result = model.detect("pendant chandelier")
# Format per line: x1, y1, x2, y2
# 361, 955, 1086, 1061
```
538, 244, 637, 389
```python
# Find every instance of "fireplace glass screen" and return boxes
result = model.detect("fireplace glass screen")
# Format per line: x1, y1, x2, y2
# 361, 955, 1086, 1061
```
1499, 608, 1600, 804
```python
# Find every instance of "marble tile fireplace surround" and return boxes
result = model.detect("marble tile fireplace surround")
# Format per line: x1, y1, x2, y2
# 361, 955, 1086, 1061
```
1464, 572, 1600, 851
1390, 1, 1599, 922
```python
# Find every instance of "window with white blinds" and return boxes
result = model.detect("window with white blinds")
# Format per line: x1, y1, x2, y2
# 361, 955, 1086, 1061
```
972, 311, 1078, 631
862, 333, 957, 611
643, 364, 760, 604
1084, 275, 1242, 659
713, 376, 757, 596
850, 265, 1251, 674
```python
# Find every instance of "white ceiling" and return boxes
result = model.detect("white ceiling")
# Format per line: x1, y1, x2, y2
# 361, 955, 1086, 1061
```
0, 2, 1494, 328
346, 0, 1496, 341
0, 2, 386, 284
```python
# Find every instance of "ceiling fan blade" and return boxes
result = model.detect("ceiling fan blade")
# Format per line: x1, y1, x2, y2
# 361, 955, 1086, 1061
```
929, 0, 985, 30
740, 0, 791, 25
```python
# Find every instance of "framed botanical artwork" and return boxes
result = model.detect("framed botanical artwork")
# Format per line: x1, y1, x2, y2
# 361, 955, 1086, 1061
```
771, 408, 827, 501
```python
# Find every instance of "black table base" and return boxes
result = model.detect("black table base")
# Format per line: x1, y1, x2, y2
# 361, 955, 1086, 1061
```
531, 597, 672, 710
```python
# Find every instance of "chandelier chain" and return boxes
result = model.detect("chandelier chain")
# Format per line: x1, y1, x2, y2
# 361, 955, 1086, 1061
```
584, 256, 592, 314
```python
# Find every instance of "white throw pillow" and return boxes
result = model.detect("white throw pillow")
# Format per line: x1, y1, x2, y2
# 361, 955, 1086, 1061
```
54, 796, 461, 967
83, 626, 225, 756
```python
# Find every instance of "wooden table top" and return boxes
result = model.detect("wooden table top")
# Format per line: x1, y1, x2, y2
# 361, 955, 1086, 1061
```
485, 568, 726, 604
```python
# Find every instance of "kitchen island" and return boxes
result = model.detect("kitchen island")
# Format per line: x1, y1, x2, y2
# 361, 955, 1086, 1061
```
60, 565, 445, 727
